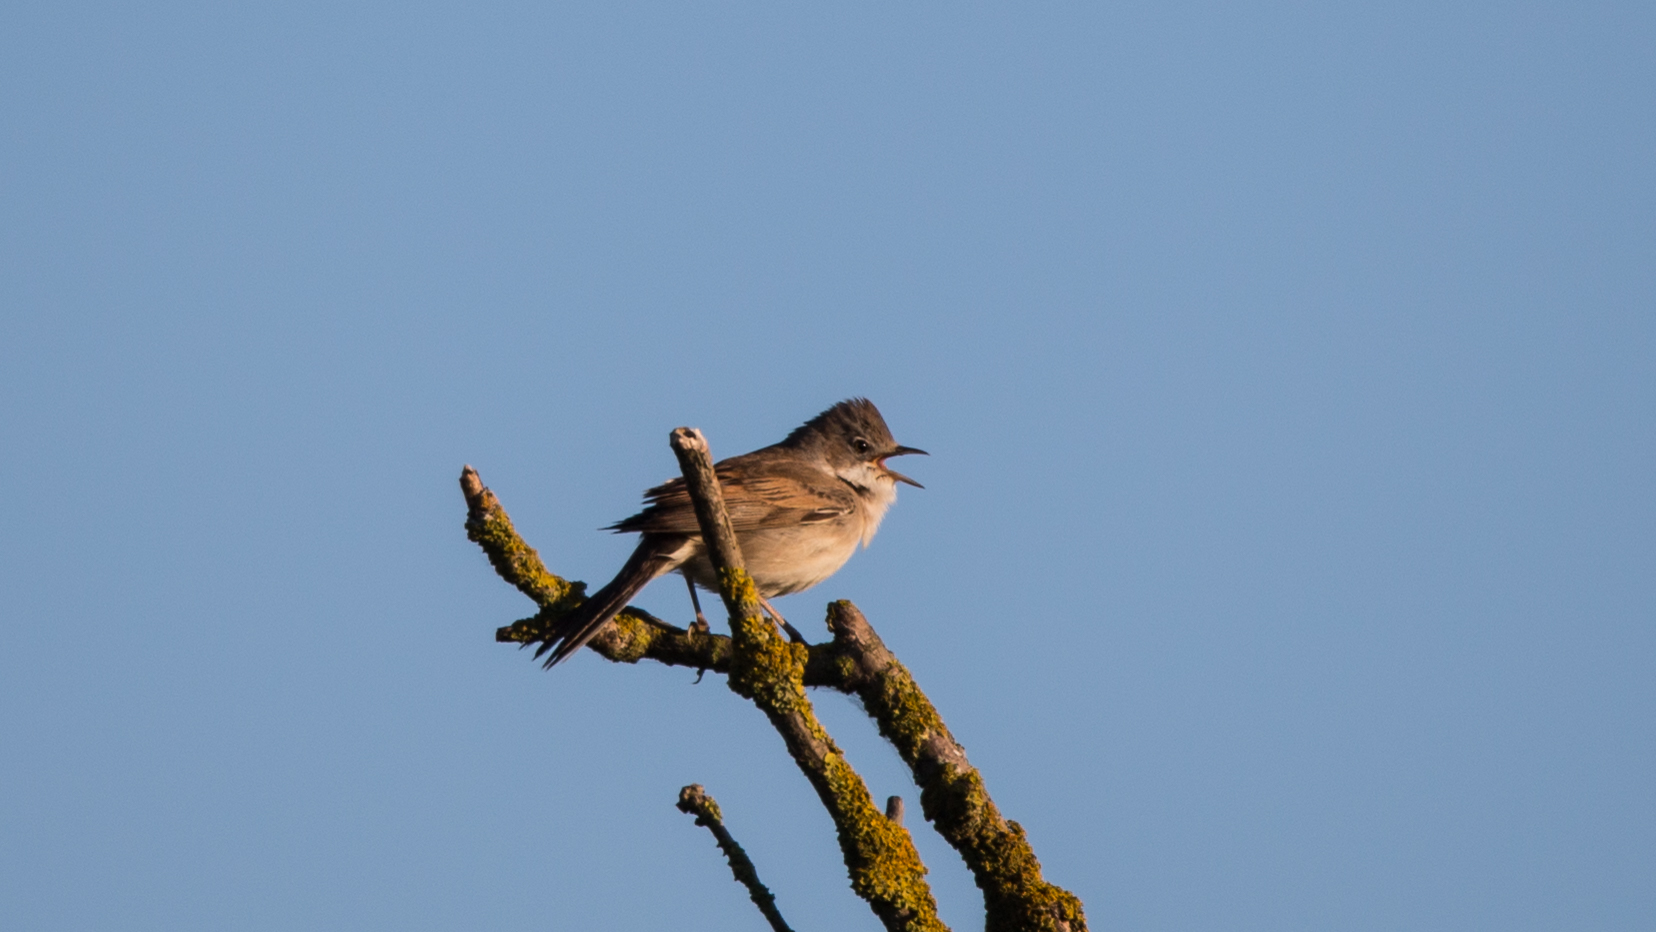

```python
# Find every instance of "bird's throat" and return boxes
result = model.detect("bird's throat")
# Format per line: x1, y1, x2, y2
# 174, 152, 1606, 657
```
835, 462, 898, 548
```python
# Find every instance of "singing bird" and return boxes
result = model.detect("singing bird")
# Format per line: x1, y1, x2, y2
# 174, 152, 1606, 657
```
539, 398, 925, 666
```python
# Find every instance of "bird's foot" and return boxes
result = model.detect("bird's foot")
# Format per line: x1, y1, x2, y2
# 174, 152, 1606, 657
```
757, 595, 809, 645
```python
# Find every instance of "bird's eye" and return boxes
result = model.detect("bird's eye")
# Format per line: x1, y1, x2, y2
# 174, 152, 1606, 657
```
853, 437, 871, 454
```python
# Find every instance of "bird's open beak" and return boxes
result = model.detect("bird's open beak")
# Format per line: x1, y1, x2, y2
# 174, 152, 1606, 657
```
888, 470, 924, 488
882, 445, 928, 488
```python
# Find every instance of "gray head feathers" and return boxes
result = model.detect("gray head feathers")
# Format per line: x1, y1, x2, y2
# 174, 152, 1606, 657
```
779, 398, 898, 462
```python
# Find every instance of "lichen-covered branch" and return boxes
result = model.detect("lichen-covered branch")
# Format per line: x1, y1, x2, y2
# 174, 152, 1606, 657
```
676, 784, 795, 932
825, 602, 1087, 932
465, 465, 861, 679
461, 466, 580, 610
668, 429, 947, 932
496, 605, 733, 672
465, 465, 732, 672
667, 428, 746, 581
461, 463, 1086, 931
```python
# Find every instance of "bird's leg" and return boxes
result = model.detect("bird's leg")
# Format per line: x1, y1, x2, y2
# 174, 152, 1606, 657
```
758, 595, 808, 645
684, 573, 710, 635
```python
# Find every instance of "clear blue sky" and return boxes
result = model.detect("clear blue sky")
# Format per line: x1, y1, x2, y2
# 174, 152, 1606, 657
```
3, 3, 1651, 930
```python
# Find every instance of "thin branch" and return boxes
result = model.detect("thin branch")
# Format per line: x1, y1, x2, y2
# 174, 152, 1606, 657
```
676, 784, 795, 932
666, 428, 947, 932
461, 464, 1087, 931
497, 605, 732, 673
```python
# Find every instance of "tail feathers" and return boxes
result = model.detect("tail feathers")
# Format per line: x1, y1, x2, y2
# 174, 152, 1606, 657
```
537, 537, 685, 668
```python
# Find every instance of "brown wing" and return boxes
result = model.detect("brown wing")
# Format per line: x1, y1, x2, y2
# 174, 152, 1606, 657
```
608, 450, 855, 535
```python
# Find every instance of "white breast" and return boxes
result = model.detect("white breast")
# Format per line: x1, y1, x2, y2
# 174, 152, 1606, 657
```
836, 462, 898, 548
676, 464, 903, 599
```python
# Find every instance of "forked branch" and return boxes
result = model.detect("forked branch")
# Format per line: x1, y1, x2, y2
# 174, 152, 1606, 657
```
462, 455, 1086, 932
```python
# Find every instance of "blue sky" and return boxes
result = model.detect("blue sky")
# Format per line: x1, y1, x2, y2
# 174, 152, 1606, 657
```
2, 3, 1652, 930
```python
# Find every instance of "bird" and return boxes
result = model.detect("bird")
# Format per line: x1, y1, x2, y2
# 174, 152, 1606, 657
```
538, 398, 925, 667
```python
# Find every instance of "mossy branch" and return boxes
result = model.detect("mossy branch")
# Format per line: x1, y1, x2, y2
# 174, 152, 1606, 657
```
462, 463, 1087, 931
668, 428, 947, 932
667, 428, 747, 585
825, 602, 1087, 932
461, 466, 579, 610
465, 465, 731, 672
466, 463, 872, 685
676, 784, 795, 932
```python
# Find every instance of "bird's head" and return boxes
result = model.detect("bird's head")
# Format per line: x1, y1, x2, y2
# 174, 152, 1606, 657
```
783, 398, 927, 489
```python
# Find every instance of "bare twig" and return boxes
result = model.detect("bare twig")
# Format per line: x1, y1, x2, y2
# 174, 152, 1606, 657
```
676, 784, 795, 932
